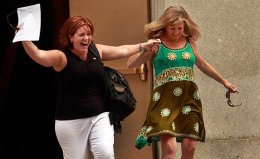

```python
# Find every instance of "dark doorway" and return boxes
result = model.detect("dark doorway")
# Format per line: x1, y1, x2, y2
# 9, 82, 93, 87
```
0, 0, 69, 158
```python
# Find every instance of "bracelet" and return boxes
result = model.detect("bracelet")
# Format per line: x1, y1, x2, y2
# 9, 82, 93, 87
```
139, 43, 145, 52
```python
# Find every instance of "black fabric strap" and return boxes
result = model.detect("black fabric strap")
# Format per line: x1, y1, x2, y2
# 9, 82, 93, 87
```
88, 42, 102, 63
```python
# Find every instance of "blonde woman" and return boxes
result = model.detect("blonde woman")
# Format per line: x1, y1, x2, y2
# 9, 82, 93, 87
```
127, 5, 237, 159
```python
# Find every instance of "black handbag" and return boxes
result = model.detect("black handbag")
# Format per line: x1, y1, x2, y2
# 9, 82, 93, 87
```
89, 43, 137, 133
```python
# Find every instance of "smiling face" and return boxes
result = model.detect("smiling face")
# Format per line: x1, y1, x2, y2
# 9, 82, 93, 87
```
70, 25, 93, 54
59, 16, 95, 50
165, 21, 185, 41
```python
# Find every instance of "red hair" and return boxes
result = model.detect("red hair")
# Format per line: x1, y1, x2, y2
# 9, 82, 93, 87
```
58, 16, 94, 48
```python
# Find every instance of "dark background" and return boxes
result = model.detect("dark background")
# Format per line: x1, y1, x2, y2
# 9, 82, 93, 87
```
1, 0, 69, 158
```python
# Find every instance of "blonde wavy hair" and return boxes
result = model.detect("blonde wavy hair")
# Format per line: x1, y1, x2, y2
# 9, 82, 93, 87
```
144, 5, 201, 40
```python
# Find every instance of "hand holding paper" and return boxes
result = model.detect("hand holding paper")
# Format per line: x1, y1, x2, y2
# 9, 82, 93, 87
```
12, 4, 41, 43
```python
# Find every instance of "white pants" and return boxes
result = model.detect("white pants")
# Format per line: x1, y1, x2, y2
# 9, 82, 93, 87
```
55, 112, 115, 159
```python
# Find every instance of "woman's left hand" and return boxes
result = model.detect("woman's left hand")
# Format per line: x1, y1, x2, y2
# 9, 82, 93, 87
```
224, 81, 237, 92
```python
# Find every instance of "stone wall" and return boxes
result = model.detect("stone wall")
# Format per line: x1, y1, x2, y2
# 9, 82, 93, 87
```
151, 0, 260, 158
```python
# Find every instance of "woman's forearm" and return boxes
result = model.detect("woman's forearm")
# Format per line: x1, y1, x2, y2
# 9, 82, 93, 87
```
199, 62, 228, 86
127, 51, 153, 68
22, 41, 42, 62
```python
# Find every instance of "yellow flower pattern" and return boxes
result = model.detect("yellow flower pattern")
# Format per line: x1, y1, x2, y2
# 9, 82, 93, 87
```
182, 52, 191, 60
167, 52, 177, 60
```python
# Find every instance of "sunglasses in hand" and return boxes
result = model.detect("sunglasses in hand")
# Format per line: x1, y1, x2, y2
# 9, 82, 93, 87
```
226, 90, 242, 107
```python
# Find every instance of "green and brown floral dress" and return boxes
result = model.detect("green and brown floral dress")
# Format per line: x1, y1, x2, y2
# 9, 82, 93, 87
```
135, 41, 205, 149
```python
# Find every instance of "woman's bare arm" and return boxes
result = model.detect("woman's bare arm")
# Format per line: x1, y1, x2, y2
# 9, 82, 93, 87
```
190, 39, 237, 91
22, 41, 66, 71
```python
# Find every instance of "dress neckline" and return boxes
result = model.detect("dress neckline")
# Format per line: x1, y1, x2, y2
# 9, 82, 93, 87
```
161, 41, 188, 51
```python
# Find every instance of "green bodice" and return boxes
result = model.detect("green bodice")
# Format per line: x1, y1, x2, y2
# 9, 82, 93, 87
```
153, 42, 196, 89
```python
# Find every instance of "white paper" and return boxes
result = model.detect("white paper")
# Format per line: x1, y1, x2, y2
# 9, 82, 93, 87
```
12, 4, 41, 43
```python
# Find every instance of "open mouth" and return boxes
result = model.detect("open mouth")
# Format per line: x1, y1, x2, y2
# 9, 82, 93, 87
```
81, 42, 89, 46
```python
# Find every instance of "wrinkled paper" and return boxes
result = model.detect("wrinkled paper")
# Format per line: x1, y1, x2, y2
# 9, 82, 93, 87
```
12, 3, 41, 43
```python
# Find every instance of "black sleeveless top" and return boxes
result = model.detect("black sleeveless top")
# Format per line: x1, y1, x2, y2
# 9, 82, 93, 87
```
55, 48, 107, 120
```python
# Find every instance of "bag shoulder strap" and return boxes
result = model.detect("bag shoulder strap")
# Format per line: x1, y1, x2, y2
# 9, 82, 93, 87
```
89, 42, 103, 64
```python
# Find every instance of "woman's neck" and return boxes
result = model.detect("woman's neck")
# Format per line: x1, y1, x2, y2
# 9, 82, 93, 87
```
161, 36, 186, 49
70, 48, 88, 60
